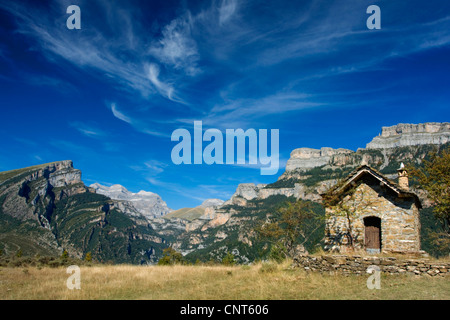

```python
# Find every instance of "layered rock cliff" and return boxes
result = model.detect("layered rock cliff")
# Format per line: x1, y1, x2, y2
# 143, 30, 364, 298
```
285, 148, 354, 171
366, 122, 450, 149
0, 161, 83, 256
283, 122, 449, 174
0, 161, 85, 223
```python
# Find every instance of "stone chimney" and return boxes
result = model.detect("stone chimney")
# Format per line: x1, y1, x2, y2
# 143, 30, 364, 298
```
397, 162, 409, 190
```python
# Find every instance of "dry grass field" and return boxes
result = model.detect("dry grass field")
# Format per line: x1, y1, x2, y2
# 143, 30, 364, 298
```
1, 261, 449, 300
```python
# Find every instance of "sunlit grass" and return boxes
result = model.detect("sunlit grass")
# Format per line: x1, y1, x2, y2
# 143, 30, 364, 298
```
1, 260, 448, 300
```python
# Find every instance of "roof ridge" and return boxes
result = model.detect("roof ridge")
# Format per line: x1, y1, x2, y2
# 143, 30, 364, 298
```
322, 164, 422, 208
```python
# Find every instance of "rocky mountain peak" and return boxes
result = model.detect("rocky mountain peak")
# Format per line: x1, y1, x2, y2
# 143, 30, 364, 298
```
90, 183, 171, 219
137, 190, 156, 197
200, 198, 225, 208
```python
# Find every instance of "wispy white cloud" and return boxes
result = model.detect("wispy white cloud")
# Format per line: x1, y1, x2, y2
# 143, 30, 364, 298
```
137, 129, 169, 138
69, 121, 106, 138
148, 16, 200, 76
146, 63, 175, 101
0, 1, 186, 102
108, 102, 171, 138
173, 91, 319, 129
110, 103, 133, 124
200, 92, 321, 129
33, 155, 43, 162
131, 159, 168, 176
146, 177, 195, 197
144, 160, 168, 174
146, 177, 230, 203
219, 0, 238, 26
69, 120, 125, 153
3, 0, 450, 143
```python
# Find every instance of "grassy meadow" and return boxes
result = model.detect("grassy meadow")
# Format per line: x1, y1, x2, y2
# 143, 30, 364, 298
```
1, 260, 449, 300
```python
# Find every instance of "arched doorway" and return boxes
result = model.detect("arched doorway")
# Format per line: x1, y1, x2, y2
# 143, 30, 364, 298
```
364, 216, 381, 253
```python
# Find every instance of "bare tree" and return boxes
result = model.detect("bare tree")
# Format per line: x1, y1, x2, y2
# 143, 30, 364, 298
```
323, 182, 375, 251
256, 200, 318, 258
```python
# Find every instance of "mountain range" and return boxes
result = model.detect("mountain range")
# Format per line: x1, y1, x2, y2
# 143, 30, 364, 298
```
0, 122, 448, 263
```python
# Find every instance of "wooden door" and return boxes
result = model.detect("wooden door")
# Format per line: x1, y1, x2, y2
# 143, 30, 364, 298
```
364, 217, 381, 250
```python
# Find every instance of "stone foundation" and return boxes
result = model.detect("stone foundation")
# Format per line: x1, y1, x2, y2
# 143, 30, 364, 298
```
293, 254, 450, 277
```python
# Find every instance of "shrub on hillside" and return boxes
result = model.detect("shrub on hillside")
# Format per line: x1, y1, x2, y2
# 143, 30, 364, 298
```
157, 247, 186, 265
221, 252, 236, 266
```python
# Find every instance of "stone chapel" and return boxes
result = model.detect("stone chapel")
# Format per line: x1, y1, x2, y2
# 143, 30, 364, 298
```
322, 163, 422, 254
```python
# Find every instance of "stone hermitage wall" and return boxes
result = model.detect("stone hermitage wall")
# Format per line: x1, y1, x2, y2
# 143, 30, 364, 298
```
293, 255, 450, 277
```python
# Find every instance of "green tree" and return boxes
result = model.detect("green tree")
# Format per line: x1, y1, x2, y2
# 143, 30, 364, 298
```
267, 241, 288, 263
85, 252, 92, 262
408, 147, 450, 255
157, 247, 185, 265
16, 249, 23, 258
61, 250, 69, 261
222, 252, 236, 266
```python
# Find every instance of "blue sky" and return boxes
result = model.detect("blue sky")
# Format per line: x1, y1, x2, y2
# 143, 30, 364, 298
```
0, 0, 449, 209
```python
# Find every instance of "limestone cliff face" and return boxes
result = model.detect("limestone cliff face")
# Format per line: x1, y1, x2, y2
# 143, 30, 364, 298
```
199, 199, 225, 208
0, 161, 87, 256
23, 160, 81, 185
366, 122, 450, 149
223, 183, 305, 205
283, 122, 450, 174
221, 180, 338, 206
44, 160, 82, 187
0, 161, 84, 222
227, 183, 266, 201
286, 147, 354, 171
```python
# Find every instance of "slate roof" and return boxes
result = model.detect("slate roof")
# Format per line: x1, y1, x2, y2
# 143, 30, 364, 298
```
321, 164, 422, 208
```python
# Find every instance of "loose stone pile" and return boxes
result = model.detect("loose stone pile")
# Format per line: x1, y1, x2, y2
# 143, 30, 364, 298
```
293, 255, 450, 277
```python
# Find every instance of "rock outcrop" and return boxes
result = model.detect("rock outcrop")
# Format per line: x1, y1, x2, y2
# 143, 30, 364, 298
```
163, 198, 225, 222
224, 183, 291, 205
0, 161, 84, 222
21, 160, 82, 188
222, 180, 335, 205
199, 198, 225, 208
